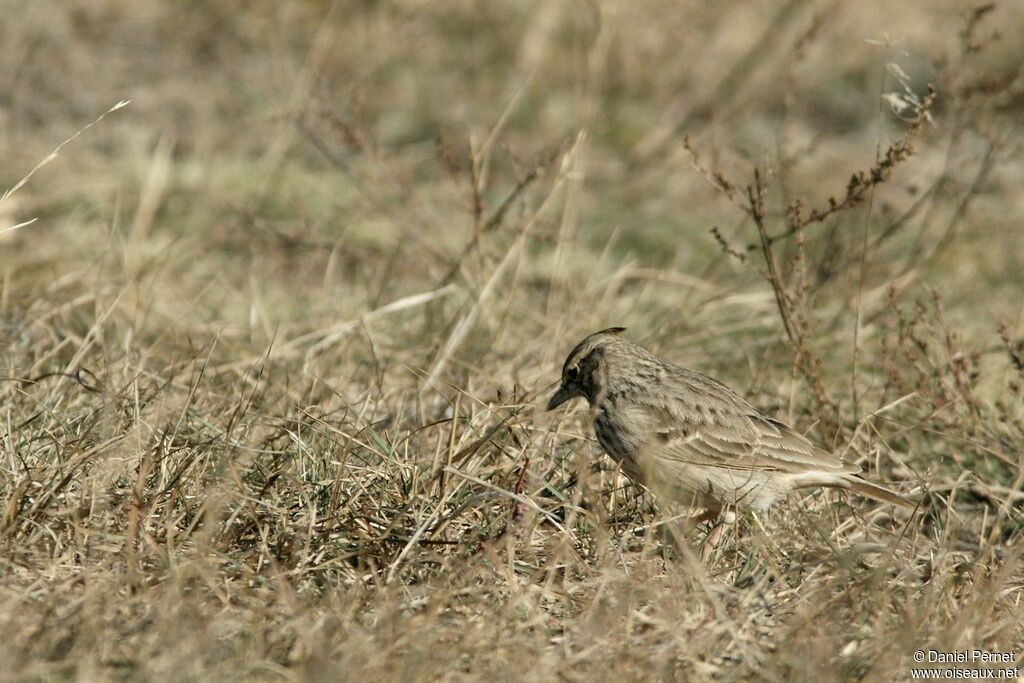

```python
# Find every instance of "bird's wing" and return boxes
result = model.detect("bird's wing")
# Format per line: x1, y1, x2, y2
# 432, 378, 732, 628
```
634, 389, 858, 475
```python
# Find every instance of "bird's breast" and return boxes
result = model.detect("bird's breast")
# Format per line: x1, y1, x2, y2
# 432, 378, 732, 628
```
593, 408, 639, 462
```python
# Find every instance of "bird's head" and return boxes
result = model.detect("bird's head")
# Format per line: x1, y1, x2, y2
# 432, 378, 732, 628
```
546, 327, 627, 410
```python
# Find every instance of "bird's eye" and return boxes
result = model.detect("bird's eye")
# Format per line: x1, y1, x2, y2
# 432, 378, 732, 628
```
566, 366, 579, 381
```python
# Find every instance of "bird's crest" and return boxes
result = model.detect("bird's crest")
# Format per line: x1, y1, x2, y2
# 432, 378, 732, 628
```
562, 327, 628, 374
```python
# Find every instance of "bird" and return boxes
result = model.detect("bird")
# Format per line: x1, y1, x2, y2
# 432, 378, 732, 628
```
546, 327, 913, 522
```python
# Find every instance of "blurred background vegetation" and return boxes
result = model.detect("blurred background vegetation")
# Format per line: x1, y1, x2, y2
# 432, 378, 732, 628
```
3, 1, 1022, 374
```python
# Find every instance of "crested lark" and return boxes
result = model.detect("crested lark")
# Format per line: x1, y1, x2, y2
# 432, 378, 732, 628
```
547, 328, 913, 519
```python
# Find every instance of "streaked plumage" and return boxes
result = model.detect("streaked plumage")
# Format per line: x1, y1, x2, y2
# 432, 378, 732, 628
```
547, 328, 912, 516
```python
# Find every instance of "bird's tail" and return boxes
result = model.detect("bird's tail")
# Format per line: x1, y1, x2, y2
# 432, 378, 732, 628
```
832, 475, 916, 509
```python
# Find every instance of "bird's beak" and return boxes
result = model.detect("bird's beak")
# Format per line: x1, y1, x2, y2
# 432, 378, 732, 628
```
546, 384, 574, 411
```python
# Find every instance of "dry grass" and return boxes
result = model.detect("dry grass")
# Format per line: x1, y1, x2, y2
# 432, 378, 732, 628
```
2, 1, 1023, 680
